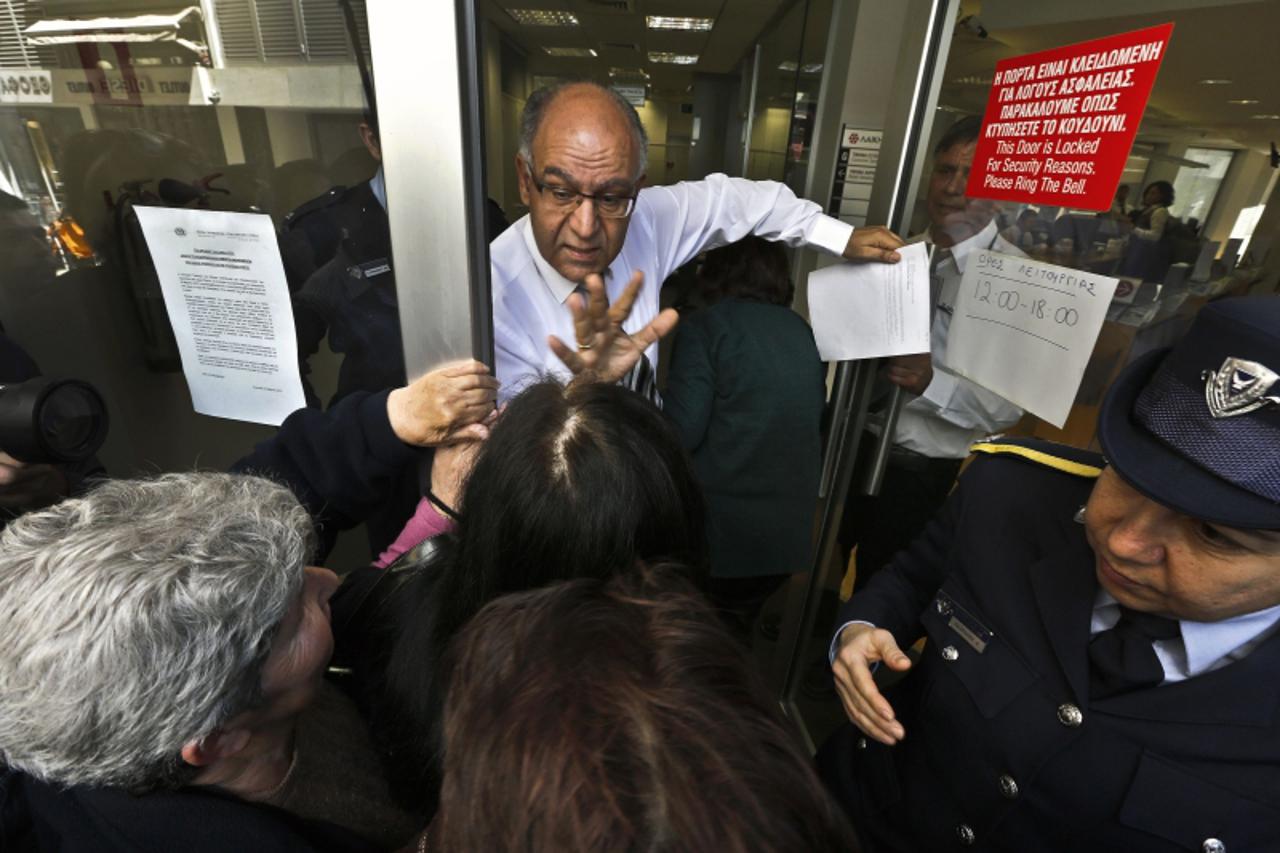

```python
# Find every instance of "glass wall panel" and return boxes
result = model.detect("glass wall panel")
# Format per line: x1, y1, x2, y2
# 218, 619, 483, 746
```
792, 0, 1280, 750
0, 0, 385, 560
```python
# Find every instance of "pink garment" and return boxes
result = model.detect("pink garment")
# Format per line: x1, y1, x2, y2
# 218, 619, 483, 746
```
374, 496, 456, 569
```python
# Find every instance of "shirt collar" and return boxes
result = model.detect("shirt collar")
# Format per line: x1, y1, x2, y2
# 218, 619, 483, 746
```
921, 219, 998, 274
369, 166, 387, 212
1093, 589, 1280, 675
1179, 600, 1280, 675
520, 218, 612, 304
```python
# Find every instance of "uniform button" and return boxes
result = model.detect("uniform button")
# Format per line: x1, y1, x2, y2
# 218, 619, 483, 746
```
855, 737, 868, 750
1202, 839, 1226, 853
956, 824, 975, 846
998, 774, 1019, 799
1057, 703, 1083, 727
941, 645, 960, 661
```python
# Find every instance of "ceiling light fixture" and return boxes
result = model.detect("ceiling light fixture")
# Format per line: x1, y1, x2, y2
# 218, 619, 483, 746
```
1227, 99, 1260, 105
1197, 78, 1232, 85
1251, 114, 1280, 120
609, 66, 650, 79
506, 8, 580, 26
543, 46, 597, 57
778, 60, 797, 72
802, 63, 823, 74
646, 15, 714, 31
648, 51, 698, 65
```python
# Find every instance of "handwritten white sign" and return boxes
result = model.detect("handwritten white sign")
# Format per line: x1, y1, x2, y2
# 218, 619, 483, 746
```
945, 250, 1117, 427
134, 207, 307, 426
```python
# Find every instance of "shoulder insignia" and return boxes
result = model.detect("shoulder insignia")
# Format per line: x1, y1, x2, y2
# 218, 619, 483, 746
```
282, 185, 350, 226
969, 437, 1102, 479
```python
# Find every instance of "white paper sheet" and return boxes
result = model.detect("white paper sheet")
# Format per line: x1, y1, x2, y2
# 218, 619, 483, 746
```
807, 241, 931, 361
134, 207, 307, 426
945, 250, 1118, 428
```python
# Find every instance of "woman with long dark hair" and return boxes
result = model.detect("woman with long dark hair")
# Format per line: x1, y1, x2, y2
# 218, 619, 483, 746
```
328, 380, 707, 816
429, 568, 859, 852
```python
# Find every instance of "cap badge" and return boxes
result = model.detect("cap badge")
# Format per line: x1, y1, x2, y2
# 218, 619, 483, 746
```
1202, 357, 1280, 419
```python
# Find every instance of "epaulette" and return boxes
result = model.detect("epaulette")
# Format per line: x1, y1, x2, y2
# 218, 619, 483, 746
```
282, 185, 349, 228
968, 436, 1103, 478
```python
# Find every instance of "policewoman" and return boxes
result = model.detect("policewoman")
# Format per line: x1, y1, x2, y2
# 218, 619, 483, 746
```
821, 295, 1280, 852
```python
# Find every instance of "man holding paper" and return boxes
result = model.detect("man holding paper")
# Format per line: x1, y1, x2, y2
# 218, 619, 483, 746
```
838, 116, 1024, 584
491, 81, 905, 401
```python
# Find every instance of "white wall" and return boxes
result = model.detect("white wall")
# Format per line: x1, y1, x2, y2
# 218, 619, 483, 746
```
264, 109, 314, 166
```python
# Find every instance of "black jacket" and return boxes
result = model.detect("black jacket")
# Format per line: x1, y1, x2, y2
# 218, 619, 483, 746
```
819, 439, 1280, 853
231, 388, 424, 563
2, 770, 377, 853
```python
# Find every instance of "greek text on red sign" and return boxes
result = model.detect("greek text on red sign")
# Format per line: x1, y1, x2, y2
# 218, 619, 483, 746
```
965, 23, 1173, 211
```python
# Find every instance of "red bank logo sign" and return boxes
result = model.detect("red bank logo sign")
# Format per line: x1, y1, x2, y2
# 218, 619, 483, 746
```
966, 23, 1174, 211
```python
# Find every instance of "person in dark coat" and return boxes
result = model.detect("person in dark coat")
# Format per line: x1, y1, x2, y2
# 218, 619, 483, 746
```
820, 295, 1280, 852
0, 473, 385, 852
663, 237, 826, 639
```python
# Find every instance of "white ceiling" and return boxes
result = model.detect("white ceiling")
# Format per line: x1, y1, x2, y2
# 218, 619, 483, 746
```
480, 0, 1280, 154
480, 0, 792, 95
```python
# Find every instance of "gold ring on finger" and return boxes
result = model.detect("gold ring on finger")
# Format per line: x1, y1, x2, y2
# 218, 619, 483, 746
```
576, 341, 593, 350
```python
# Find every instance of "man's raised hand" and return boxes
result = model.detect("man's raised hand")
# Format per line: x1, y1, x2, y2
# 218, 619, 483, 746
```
548, 271, 679, 385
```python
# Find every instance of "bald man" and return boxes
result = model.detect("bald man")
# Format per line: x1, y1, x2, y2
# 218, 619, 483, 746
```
490, 81, 905, 401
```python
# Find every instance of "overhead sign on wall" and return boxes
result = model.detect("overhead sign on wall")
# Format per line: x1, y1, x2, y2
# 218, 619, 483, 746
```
0, 69, 52, 104
829, 126, 881, 227
966, 22, 1173, 211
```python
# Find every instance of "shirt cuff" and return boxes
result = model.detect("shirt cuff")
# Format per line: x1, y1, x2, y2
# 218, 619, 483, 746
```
829, 619, 878, 665
807, 215, 856, 257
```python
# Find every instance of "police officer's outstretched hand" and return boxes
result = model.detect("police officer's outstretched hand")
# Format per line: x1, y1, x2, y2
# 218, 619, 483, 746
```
387, 360, 499, 447
833, 623, 912, 745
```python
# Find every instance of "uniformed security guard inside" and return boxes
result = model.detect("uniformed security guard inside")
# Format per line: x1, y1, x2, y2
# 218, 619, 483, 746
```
822, 295, 1280, 852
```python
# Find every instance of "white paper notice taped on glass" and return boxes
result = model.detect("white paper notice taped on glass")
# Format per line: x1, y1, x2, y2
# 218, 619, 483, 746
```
808, 241, 931, 361
134, 207, 306, 426
946, 250, 1118, 428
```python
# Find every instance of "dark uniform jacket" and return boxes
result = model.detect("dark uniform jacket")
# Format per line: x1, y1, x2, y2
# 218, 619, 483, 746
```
285, 182, 404, 409
819, 438, 1280, 853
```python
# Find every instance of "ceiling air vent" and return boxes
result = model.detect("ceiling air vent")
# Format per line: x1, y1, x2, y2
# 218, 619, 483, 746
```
583, 0, 635, 14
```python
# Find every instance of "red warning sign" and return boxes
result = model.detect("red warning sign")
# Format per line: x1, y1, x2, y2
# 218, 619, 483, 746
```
966, 23, 1173, 211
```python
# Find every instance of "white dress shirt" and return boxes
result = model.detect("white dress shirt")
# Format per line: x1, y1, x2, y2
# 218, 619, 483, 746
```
892, 221, 1024, 459
489, 173, 854, 401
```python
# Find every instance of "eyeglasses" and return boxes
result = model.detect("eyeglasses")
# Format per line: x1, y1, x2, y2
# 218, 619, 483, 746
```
525, 160, 637, 219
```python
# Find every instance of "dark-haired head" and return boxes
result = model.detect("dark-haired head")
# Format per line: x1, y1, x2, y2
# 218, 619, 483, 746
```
696, 236, 794, 307
434, 567, 859, 852
1143, 180, 1175, 207
442, 380, 707, 638
934, 114, 983, 157
376, 381, 707, 809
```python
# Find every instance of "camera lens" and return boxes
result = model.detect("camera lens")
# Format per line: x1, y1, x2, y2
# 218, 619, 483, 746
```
37, 382, 102, 460
0, 377, 108, 464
